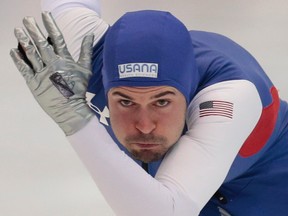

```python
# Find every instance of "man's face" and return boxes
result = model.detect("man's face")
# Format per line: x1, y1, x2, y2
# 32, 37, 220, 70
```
108, 86, 186, 163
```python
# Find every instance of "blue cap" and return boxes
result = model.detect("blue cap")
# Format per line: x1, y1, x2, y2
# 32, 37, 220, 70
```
102, 10, 198, 103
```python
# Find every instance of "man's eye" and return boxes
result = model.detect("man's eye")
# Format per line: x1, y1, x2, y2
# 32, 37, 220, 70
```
155, 99, 170, 107
120, 100, 134, 107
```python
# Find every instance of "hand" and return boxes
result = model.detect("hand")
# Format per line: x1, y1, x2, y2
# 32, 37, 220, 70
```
10, 12, 94, 136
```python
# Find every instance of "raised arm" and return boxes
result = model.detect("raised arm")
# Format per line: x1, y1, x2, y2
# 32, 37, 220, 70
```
41, 0, 108, 59
41, 0, 102, 17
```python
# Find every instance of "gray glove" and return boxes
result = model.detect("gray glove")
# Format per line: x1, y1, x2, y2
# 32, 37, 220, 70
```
10, 12, 94, 136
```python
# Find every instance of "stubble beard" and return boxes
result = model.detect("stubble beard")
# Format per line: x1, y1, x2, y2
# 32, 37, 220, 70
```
124, 134, 170, 163
130, 148, 168, 163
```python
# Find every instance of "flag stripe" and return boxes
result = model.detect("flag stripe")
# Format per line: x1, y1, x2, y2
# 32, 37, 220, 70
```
199, 100, 233, 119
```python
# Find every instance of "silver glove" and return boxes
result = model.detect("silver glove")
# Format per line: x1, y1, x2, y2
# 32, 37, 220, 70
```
10, 12, 94, 136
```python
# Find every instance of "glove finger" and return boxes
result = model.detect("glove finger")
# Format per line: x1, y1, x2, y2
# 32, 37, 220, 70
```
23, 16, 58, 64
10, 48, 35, 83
14, 27, 44, 72
77, 33, 94, 70
42, 12, 73, 61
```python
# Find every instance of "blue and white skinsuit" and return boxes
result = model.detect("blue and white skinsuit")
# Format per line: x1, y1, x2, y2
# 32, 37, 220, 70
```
42, 0, 288, 215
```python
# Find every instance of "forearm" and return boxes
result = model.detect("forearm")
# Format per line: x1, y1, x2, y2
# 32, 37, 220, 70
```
41, 0, 108, 60
41, 0, 101, 17
68, 117, 199, 216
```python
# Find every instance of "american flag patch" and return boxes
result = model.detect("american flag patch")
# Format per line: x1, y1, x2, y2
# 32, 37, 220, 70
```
199, 100, 233, 119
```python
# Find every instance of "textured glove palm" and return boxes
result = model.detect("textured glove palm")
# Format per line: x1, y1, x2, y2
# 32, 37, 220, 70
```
10, 12, 94, 136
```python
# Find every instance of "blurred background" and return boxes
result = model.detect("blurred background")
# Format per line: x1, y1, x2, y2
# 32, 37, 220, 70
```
1, 0, 288, 215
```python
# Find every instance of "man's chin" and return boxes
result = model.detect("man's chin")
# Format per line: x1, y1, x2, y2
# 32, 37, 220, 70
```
131, 149, 164, 163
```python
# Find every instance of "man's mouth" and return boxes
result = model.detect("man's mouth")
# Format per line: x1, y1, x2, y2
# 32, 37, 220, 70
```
133, 143, 160, 149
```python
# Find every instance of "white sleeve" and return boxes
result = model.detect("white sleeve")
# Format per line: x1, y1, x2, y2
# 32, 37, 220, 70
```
67, 80, 262, 215
69, 117, 199, 216
156, 80, 262, 208
41, 0, 101, 17
41, 0, 109, 60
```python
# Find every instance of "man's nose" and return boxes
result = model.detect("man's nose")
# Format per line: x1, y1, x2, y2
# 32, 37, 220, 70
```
135, 108, 156, 134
